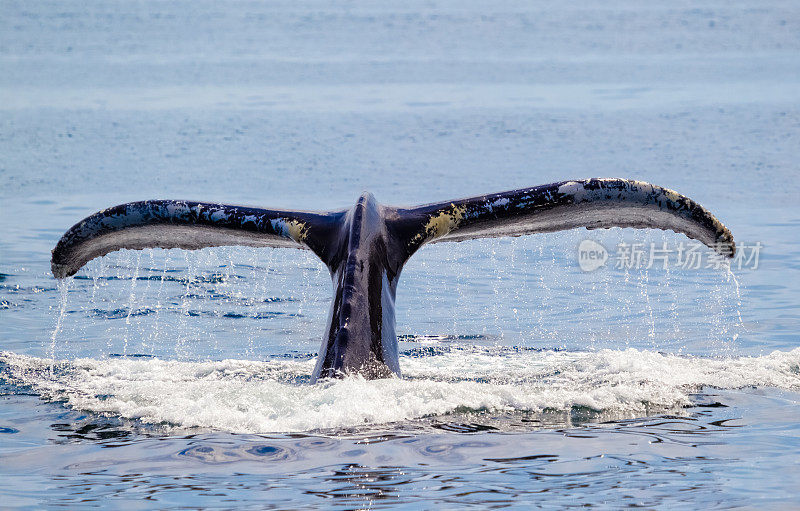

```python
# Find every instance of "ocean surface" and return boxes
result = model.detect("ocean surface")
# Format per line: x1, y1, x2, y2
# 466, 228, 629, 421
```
1, 0, 799, 508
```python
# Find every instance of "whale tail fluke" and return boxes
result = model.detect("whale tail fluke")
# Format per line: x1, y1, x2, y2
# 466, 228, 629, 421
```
50, 179, 735, 380
52, 179, 734, 280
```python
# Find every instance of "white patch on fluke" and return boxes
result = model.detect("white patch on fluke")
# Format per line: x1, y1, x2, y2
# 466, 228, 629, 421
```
557, 181, 588, 200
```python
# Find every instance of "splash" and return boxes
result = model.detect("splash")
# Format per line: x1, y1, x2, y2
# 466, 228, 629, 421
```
2, 347, 798, 434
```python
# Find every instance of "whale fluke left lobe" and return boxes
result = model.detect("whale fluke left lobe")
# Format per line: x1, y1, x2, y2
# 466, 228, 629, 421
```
50, 200, 346, 278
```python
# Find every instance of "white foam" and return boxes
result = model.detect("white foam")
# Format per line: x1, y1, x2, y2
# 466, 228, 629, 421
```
1, 348, 798, 434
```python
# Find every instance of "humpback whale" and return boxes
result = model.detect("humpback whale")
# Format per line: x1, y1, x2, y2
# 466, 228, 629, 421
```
51, 178, 735, 381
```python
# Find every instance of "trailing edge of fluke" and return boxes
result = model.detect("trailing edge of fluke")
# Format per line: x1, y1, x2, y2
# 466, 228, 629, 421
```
51, 178, 735, 381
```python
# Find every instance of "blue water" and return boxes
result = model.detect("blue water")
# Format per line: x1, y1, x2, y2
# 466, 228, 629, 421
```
1, 1, 799, 508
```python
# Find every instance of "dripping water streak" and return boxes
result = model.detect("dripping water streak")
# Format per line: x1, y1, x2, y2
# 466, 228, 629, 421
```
725, 263, 745, 329
49, 278, 71, 372
122, 252, 142, 356
643, 268, 656, 340
177, 251, 192, 359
